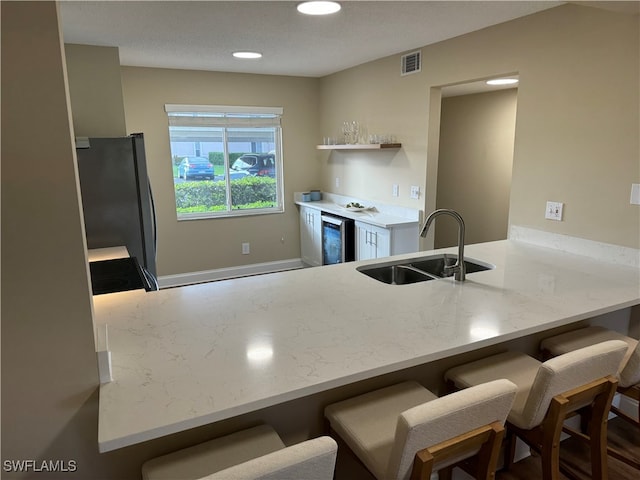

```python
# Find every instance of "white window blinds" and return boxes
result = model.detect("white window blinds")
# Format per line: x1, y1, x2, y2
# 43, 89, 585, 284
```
165, 104, 282, 128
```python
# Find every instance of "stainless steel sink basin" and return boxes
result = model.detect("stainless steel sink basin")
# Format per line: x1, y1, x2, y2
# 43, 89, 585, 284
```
357, 254, 494, 285
357, 264, 438, 285
409, 255, 493, 277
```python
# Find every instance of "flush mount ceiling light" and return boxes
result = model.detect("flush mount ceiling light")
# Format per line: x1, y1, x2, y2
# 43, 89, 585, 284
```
232, 51, 262, 59
297, 1, 341, 15
486, 78, 519, 86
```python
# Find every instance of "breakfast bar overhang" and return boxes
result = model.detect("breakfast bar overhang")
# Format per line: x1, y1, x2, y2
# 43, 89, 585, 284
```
94, 239, 640, 453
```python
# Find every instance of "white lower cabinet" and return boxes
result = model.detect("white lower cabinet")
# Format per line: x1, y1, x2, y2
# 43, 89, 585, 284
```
356, 222, 390, 260
300, 204, 419, 265
355, 221, 419, 261
299, 205, 322, 266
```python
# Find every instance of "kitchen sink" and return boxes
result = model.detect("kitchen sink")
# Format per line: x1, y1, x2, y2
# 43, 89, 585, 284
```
357, 253, 494, 285
409, 255, 494, 277
357, 264, 439, 285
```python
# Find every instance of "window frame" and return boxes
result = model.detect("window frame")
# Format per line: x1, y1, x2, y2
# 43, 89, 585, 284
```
165, 104, 285, 221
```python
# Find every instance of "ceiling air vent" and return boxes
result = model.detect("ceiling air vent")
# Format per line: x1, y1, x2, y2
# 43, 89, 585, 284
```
401, 50, 421, 76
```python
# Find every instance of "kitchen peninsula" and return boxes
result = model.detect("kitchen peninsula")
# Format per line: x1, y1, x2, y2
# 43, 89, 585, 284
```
94, 239, 640, 453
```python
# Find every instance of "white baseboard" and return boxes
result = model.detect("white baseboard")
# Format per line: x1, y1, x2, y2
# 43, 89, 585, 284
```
158, 258, 306, 289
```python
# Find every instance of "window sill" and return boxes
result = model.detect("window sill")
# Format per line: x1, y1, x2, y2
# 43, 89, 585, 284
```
177, 207, 284, 221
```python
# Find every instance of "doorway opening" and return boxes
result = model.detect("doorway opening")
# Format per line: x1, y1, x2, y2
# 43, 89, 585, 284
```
433, 77, 518, 248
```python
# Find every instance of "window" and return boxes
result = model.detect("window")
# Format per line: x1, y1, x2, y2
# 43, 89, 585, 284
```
165, 104, 284, 220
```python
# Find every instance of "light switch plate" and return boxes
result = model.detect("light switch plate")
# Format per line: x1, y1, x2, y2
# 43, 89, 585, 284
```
631, 184, 640, 205
545, 201, 563, 221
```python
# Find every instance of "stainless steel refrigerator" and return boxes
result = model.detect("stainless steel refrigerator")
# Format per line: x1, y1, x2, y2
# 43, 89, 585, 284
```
76, 133, 158, 293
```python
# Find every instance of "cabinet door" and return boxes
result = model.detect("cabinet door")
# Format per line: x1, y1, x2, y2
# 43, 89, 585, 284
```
372, 226, 391, 258
355, 222, 391, 260
355, 223, 374, 261
300, 206, 322, 266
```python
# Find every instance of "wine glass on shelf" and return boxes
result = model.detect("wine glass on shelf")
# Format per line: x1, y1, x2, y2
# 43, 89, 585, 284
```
341, 121, 350, 145
340, 121, 361, 144
351, 121, 359, 144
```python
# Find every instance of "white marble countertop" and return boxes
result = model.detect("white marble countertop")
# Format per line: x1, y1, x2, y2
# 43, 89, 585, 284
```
95, 240, 640, 452
87, 246, 129, 262
294, 192, 420, 228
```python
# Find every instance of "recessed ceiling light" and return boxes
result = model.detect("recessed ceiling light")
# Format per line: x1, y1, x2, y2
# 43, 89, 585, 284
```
232, 51, 262, 59
297, 1, 341, 16
486, 78, 519, 86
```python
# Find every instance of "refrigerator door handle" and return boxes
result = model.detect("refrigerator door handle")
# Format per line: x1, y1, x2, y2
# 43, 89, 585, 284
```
148, 181, 157, 260
141, 267, 158, 291
146, 181, 159, 290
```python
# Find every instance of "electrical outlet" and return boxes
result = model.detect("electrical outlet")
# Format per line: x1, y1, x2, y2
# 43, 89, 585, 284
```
631, 184, 640, 205
545, 201, 563, 221
242, 242, 250, 254
392, 184, 399, 197
410, 186, 420, 199
335, 177, 340, 188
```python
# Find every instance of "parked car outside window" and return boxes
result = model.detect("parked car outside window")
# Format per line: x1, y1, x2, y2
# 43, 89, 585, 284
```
167, 104, 284, 219
231, 153, 276, 177
177, 156, 214, 180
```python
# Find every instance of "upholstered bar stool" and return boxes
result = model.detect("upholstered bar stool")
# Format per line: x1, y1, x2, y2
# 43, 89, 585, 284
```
142, 424, 337, 480
324, 379, 517, 480
445, 340, 628, 480
540, 325, 640, 469
541, 326, 640, 425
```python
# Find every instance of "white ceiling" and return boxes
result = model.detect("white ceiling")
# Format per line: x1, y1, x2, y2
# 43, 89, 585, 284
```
59, 0, 639, 99
60, 0, 571, 78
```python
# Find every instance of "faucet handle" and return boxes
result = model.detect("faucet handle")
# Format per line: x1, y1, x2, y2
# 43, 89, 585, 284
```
443, 263, 460, 276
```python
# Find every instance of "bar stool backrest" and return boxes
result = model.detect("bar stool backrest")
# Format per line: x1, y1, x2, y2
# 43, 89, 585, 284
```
515, 340, 627, 430
386, 379, 517, 480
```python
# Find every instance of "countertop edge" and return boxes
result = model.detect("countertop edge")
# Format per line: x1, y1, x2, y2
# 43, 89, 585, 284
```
98, 298, 639, 453
295, 200, 419, 228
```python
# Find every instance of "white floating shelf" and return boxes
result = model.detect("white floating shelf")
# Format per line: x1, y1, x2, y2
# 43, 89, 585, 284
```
316, 143, 402, 151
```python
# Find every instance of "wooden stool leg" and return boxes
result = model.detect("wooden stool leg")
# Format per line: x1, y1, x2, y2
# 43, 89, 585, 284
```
588, 380, 615, 480
591, 428, 608, 480
503, 428, 516, 471
437, 465, 453, 480
540, 438, 561, 480
541, 399, 566, 480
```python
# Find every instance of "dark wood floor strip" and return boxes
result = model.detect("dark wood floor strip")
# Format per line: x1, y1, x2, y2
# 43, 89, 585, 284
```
496, 417, 639, 480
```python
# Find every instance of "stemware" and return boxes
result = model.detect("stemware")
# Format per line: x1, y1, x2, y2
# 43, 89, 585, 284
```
341, 121, 360, 144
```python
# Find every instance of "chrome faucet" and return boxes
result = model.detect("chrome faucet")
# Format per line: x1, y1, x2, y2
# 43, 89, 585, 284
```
419, 209, 466, 281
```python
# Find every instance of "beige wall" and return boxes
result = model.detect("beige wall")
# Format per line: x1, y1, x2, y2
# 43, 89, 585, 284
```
436, 89, 517, 248
2, 3, 638, 480
120, 67, 319, 275
65, 43, 127, 137
1, 1, 100, 477
320, 4, 640, 249
319, 54, 429, 207
70, 4, 640, 279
